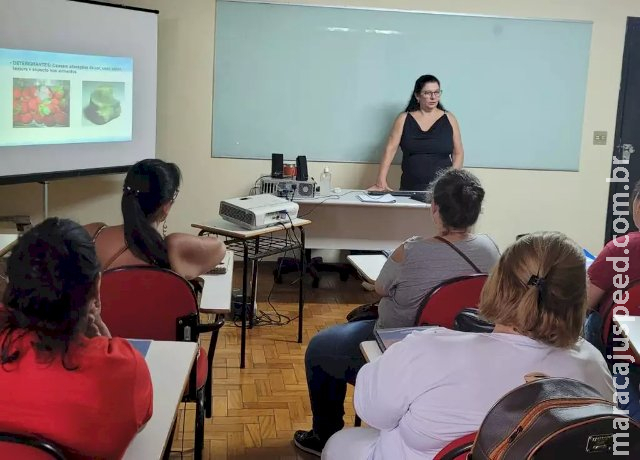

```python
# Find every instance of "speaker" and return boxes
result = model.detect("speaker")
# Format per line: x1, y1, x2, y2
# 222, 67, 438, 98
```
271, 153, 284, 178
296, 155, 308, 181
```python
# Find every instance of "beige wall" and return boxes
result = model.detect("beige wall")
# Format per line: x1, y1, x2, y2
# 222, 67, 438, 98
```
1, 0, 638, 251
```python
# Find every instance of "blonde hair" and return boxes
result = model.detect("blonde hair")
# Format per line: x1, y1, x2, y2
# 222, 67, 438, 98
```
479, 232, 586, 347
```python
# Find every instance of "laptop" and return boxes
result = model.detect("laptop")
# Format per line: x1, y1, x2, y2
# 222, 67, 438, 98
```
374, 326, 435, 352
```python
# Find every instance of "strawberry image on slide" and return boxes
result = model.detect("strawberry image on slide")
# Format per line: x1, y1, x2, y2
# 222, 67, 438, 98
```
12, 78, 70, 128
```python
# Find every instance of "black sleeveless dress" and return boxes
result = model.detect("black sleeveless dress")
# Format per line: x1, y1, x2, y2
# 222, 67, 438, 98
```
399, 112, 454, 191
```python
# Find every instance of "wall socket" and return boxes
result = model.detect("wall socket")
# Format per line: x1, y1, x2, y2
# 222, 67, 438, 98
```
593, 131, 607, 145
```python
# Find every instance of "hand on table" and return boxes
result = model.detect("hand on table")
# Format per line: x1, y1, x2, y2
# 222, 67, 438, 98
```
367, 182, 393, 192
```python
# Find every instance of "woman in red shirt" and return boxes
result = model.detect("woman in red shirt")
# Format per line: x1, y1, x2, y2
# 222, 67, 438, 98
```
0, 218, 153, 459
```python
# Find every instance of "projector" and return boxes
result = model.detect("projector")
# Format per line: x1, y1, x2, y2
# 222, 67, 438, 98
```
219, 194, 299, 230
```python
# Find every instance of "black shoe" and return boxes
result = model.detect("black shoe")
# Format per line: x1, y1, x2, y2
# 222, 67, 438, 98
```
293, 430, 325, 457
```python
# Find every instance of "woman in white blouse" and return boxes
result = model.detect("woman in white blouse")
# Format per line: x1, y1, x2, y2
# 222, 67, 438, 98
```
322, 232, 614, 460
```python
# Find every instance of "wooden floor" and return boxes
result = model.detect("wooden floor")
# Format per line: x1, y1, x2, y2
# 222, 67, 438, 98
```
170, 263, 378, 459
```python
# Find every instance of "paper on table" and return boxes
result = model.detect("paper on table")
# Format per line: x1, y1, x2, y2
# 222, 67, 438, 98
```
357, 193, 396, 203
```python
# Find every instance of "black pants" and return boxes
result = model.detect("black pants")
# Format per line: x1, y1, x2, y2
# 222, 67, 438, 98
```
400, 153, 452, 191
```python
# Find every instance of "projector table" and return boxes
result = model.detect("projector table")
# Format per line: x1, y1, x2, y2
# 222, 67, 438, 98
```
192, 217, 311, 368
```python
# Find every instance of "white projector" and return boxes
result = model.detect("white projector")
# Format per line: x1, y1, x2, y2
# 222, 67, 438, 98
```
219, 194, 299, 230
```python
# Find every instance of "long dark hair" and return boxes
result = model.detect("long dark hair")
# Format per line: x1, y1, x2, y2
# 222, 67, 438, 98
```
1, 218, 100, 369
404, 74, 445, 112
429, 168, 485, 231
121, 159, 181, 268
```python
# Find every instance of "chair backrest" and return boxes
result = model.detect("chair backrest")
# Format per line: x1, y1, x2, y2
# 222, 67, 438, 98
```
415, 274, 488, 329
601, 278, 640, 358
0, 432, 66, 460
100, 265, 198, 341
433, 432, 475, 460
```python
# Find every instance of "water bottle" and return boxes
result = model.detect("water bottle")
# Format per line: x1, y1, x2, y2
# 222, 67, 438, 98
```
319, 167, 332, 195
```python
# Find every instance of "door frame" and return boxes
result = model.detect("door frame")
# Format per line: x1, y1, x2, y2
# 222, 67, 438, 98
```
605, 17, 640, 245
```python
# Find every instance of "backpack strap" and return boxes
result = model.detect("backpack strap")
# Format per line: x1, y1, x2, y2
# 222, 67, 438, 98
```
103, 246, 129, 270
524, 372, 550, 383
92, 224, 128, 270
434, 236, 482, 273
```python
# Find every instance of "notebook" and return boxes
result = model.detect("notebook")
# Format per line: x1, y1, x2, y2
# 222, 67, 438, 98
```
583, 248, 596, 269
374, 326, 435, 352
206, 251, 231, 275
128, 339, 151, 357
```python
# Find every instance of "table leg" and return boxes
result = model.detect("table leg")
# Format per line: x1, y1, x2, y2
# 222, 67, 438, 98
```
241, 241, 249, 369
298, 227, 305, 343
249, 236, 260, 328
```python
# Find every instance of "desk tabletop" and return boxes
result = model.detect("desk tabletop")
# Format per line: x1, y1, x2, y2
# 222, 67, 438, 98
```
295, 190, 429, 209
200, 250, 234, 313
347, 254, 387, 284
123, 340, 198, 460
613, 314, 640, 356
192, 217, 312, 239
360, 340, 382, 363
0, 234, 18, 257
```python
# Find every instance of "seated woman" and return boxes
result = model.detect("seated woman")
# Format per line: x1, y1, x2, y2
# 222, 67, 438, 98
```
86, 159, 225, 280
0, 218, 153, 459
322, 232, 614, 460
585, 178, 640, 420
294, 169, 501, 456
586, 179, 640, 312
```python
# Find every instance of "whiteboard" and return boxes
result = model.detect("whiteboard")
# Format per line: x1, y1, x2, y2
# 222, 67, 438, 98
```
212, 1, 592, 171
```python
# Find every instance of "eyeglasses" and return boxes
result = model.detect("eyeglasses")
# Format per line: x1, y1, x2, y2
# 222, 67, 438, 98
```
420, 90, 442, 98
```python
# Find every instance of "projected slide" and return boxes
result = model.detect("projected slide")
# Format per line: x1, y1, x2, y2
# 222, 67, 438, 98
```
0, 48, 133, 147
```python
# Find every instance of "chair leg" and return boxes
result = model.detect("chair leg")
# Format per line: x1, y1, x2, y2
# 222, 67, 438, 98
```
354, 415, 362, 427
205, 373, 213, 418
195, 387, 205, 460
205, 352, 214, 419
162, 418, 177, 460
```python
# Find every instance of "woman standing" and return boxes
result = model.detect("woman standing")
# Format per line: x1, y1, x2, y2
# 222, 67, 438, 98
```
370, 75, 464, 191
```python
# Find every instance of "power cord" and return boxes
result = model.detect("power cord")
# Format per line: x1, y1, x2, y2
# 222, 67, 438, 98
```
297, 190, 351, 218
230, 223, 302, 327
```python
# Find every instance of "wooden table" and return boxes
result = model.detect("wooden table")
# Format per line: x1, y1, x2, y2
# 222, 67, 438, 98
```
347, 254, 387, 284
192, 217, 311, 368
123, 340, 198, 460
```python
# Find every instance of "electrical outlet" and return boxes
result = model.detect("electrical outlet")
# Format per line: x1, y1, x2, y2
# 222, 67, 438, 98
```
593, 131, 607, 145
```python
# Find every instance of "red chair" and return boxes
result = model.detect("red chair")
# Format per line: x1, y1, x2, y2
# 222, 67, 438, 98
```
100, 266, 224, 460
0, 432, 66, 460
600, 279, 640, 362
433, 432, 475, 460
415, 274, 488, 328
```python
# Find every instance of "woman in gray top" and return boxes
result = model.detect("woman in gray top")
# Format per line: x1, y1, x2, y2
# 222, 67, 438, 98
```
294, 169, 500, 457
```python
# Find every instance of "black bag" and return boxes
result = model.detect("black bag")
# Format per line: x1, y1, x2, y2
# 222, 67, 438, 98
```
346, 302, 379, 322
453, 307, 494, 333
468, 377, 640, 459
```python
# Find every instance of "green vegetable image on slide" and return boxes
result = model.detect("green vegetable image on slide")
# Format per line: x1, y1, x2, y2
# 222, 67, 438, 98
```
84, 85, 122, 125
